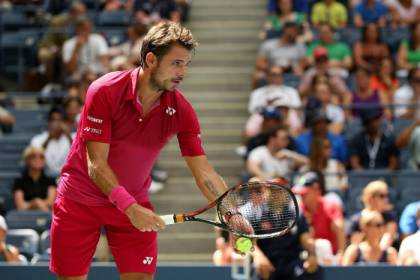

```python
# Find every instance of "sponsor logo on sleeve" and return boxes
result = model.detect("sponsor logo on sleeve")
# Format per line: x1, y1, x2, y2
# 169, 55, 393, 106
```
165, 107, 176, 116
83, 127, 102, 135
87, 115, 103, 124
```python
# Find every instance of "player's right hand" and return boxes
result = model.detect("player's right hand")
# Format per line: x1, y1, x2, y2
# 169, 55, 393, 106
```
125, 203, 166, 232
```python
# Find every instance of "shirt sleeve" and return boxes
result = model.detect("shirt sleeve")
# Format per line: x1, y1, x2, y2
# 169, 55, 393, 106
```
79, 82, 112, 143
399, 203, 419, 234
95, 35, 109, 56
177, 102, 205, 157
11, 178, 22, 193
311, 4, 322, 24
248, 148, 263, 163
62, 40, 72, 63
325, 200, 343, 221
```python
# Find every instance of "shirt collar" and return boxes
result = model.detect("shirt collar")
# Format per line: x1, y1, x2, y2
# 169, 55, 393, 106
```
126, 67, 140, 101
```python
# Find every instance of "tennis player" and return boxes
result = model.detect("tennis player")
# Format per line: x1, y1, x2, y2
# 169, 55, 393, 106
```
50, 22, 246, 280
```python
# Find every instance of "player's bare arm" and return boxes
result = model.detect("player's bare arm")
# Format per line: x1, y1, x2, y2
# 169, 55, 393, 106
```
86, 141, 165, 232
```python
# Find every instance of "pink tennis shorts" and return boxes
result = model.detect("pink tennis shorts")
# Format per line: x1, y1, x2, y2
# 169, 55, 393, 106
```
49, 195, 157, 277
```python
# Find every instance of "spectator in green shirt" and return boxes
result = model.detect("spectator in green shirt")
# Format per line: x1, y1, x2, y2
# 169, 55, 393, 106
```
306, 24, 352, 77
398, 22, 420, 71
311, 0, 348, 28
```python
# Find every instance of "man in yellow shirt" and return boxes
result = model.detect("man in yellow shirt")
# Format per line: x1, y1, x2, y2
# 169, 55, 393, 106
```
311, 0, 348, 28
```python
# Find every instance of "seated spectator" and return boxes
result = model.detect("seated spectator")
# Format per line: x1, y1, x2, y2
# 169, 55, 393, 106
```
102, 0, 128, 11
311, 0, 348, 28
393, 67, 420, 118
311, 81, 346, 134
267, 0, 316, 14
0, 104, 15, 136
386, 0, 420, 26
292, 171, 346, 258
253, 212, 319, 280
370, 58, 399, 105
396, 120, 420, 169
349, 108, 398, 170
109, 22, 148, 68
398, 22, 420, 71
247, 66, 302, 137
399, 201, 420, 239
347, 181, 398, 248
353, 0, 388, 27
306, 24, 352, 77
12, 146, 57, 211
63, 97, 82, 132
247, 126, 308, 180
302, 137, 348, 196
62, 17, 109, 79
343, 210, 398, 265
350, 68, 392, 119
212, 229, 233, 266
38, 1, 87, 86
30, 107, 73, 178
133, 0, 180, 24
299, 47, 352, 106
0, 215, 20, 263
353, 23, 390, 73
295, 110, 348, 163
398, 207, 420, 265
263, 0, 313, 43
255, 21, 307, 82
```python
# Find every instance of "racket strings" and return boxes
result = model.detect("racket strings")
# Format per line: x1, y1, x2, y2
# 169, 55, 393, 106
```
218, 182, 297, 238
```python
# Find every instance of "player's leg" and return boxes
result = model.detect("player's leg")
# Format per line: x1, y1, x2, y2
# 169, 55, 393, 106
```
120, 272, 153, 280
50, 196, 102, 278
105, 201, 158, 277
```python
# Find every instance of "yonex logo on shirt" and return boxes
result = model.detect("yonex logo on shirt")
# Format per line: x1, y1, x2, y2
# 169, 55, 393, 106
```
83, 127, 102, 135
165, 107, 176, 116
143, 256, 153, 265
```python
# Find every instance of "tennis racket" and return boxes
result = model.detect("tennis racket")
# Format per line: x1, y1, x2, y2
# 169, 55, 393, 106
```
160, 181, 299, 239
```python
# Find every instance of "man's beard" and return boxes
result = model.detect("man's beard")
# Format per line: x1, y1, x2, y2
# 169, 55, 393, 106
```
150, 68, 167, 92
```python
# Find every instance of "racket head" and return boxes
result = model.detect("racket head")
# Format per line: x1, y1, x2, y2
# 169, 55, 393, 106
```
216, 181, 299, 239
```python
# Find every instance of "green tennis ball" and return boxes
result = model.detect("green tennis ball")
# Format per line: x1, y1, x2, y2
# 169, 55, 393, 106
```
235, 237, 252, 253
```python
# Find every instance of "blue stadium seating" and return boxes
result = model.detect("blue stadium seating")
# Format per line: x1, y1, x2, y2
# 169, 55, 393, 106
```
6, 228, 40, 260
396, 170, 420, 213
39, 230, 50, 254
96, 27, 127, 47
97, 11, 133, 27
0, 11, 30, 31
6, 210, 52, 233
0, 172, 19, 212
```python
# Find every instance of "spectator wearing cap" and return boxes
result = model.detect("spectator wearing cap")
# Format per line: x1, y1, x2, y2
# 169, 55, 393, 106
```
247, 126, 308, 180
398, 206, 420, 265
305, 24, 352, 77
292, 171, 346, 259
247, 65, 303, 138
30, 107, 74, 178
255, 21, 307, 82
350, 67, 392, 119
399, 201, 420, 239
349, 108, 399, 170
311, 0, 348, 28
393, 67, 420, 119
396, 119, 420, 169
295, 110, 348, 163
0, 215, 20, 263
12, 146, 57, 211
299, 47, 352, 107
347, 180, 398, 248
343, 210, 398, 265
262, 0, 313, 43
353, 0, 388, 27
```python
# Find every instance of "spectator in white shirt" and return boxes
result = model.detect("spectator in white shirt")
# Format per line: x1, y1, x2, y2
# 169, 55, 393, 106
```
398, 207, 420, 265
62, 17, 109, 79
393, 67, 420, 118
30, 107, 73, 178
386, 0, 420, 26
247, 125, 308, 180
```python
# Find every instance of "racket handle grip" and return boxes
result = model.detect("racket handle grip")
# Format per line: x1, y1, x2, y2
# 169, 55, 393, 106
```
161, 214, 176, 225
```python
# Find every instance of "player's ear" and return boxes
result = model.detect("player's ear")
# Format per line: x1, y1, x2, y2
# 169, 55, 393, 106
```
145, 52, 157, 68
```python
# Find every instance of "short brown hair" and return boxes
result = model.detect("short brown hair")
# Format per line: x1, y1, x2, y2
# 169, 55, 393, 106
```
140, 22, 197, 68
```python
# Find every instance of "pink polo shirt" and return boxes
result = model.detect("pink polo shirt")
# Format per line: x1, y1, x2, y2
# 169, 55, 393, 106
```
58, 68, 205, 206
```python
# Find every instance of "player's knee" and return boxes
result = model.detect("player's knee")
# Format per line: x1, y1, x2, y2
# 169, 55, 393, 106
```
120, 272, 153, 280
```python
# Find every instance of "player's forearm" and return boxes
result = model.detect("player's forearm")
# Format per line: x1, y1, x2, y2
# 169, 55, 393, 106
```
87, 159, 120, 195
198, 170, 227, 202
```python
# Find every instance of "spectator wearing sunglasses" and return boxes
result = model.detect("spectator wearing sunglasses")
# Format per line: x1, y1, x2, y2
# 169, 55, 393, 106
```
343, 210, 397, 265
12, 146, 57, 211
347, 181, 398, 249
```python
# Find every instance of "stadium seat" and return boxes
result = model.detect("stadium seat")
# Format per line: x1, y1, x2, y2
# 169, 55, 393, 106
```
336, 27, 361, 47
6, 228, 40, 261
6, 210, 52, 233
283, 73, 300, 88
0, 136, 31, 154
346, 170, 396, 216
39, 230, 50, 253
396, 170, 420, 213
344, 117, 362, 141
381, 26, 409, 55
97, 11, 133, 27
96, 27, 127, 47
264, 29, 281, 40
0, 172, 19, 212
392, 118, 413, 137
0, 11, 30, 31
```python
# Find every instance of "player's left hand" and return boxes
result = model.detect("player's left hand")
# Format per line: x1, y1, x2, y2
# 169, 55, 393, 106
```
228, 214, 256, 255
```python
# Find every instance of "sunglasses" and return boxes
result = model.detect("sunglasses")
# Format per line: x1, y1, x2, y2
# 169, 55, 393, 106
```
375, 193, 389, 199
368, 222, 384, 228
